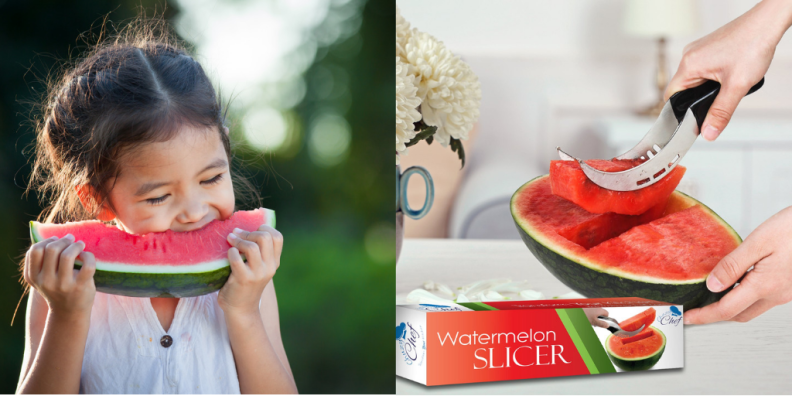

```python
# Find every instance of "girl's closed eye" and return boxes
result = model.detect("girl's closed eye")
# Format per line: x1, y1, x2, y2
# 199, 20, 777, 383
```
202, 173, 224, 185
146, 195, 169, 205
145, 174, 225, 205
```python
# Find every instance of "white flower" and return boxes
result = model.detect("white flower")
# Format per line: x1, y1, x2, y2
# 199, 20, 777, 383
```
396, 6, 411, 60
403, 30, 481, 146
396, 57, 421, 163
398, 278, 579, 305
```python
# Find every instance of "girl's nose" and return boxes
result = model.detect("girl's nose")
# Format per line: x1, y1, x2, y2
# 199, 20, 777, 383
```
179, 202, 208, 224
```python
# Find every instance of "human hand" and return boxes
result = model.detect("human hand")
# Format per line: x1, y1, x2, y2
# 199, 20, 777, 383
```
685, 206, 792, 324
219, 225, 283, 316
583, 308, 610, 328
24, 234, 97, 318
664, 0, 792, 140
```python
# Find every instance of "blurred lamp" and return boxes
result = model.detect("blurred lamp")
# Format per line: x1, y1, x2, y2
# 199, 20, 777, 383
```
624, 0, 700, 116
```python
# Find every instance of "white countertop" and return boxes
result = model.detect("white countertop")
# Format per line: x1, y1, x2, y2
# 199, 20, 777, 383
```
396, 238, 792, 394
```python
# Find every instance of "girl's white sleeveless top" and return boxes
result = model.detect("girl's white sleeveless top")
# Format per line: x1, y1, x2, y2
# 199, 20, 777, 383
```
79, 291, 241, 393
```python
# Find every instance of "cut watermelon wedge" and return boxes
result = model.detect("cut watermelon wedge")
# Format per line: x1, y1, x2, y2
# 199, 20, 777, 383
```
29, 208, 275, 298
511, 176, 740, 309
550, 159, 686, 215
619, 308, 656, 332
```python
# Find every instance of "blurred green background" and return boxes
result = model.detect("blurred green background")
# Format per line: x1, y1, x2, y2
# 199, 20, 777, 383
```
0, 0, 394, 393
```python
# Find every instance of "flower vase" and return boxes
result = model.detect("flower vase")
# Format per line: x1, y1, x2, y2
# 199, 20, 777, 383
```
396, 165, 434, 264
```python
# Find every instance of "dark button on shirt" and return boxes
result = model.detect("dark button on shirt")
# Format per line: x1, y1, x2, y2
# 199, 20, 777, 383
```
160, 335, 173, 348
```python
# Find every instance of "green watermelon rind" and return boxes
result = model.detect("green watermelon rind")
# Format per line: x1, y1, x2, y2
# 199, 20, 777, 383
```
605, 326, 666, 371
28, 209, 276, 298
511, 175, 738, 310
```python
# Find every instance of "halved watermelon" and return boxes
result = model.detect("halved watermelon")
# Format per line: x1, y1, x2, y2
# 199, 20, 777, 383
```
511, 176, 740, 309
29, 208, 275, 298
606, 326, 666, 371
550, 159, 686, 215
619, 308, 656, 332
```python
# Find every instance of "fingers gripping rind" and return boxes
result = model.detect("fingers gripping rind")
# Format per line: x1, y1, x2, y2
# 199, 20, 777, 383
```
710, 236, 769, 292
258, 225, 283, 266
257, 232, 275, 272
58, 241, 85, 286
235, 239, 263, 270
690, 276, 762, 324
76, 251, 97, 286
42, 237, 77, 288
227, 247, 251, 277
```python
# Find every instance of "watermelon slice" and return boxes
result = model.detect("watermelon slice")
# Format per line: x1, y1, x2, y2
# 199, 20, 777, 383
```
550, 159, 686, 215
29, 208, 275, 298
619, 308, 656, 332
511, 176, 740, 309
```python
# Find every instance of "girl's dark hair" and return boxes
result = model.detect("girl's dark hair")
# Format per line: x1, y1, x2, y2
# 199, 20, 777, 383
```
15, 14, 260, 319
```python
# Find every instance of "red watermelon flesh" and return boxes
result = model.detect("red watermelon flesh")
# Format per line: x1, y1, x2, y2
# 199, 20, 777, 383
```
557, 202, 666, 250
619, 308, 656, 332
608, 328, 664, 358
586, 206, 736, 281
550, 159, 686, 215
619, 328, 654, 344
30, 208, 273, 267
512, 177, 739, 283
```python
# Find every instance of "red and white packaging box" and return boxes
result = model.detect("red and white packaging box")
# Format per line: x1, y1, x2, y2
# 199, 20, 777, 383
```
396, 298, 683, 386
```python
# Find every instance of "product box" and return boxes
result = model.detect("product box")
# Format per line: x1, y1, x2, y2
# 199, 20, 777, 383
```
396, 298, 683, 386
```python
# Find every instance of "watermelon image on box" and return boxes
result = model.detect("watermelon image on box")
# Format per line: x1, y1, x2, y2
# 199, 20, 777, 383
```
29, 208, 275, 298
511, 175, 740, 309
619, 307, 656, 332
605, 326, 666, 371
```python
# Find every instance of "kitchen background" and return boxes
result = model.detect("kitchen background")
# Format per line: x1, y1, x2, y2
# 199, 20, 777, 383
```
398, 0, 792, 242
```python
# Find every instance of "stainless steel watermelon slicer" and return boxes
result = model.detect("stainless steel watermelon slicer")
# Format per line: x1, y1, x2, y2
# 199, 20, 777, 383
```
597, 316, 645, 338
557, 78, 764, 192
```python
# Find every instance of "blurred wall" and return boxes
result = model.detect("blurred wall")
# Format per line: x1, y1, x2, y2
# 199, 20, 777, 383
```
398, 0, 792, 239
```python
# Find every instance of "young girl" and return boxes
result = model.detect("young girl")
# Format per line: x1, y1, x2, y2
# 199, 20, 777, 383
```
15, 20, 297, 394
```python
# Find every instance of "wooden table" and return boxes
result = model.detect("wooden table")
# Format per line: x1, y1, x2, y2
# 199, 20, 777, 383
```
396, 239, 792, 394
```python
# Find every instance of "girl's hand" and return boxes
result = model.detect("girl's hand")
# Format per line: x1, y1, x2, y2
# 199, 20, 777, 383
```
219, 225, 283, 316
685, 206, 792, 324
664, 0, 792, 140
24, 234, 97, 318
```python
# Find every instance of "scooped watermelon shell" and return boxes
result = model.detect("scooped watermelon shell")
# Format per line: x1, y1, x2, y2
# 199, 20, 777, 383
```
605, 326, 666, 371
29, 208, 275, 298
511, 176, 739, 310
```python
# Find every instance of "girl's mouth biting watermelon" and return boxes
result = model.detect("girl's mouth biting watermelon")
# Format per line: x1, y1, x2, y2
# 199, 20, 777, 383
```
29, 208, 275, 298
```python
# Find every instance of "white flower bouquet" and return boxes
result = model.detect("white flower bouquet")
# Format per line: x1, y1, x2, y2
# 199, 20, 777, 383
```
396, 7, 481, 167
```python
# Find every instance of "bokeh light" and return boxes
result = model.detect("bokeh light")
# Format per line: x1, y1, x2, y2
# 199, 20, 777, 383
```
174, 0, 363, 161
242, 107, 288, 151
365, 221, 396, 264
308, 111, 351, 167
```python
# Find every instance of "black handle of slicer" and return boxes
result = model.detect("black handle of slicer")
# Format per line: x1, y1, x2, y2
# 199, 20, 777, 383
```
669, 77, 765, 128
597, 315, 620, 334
